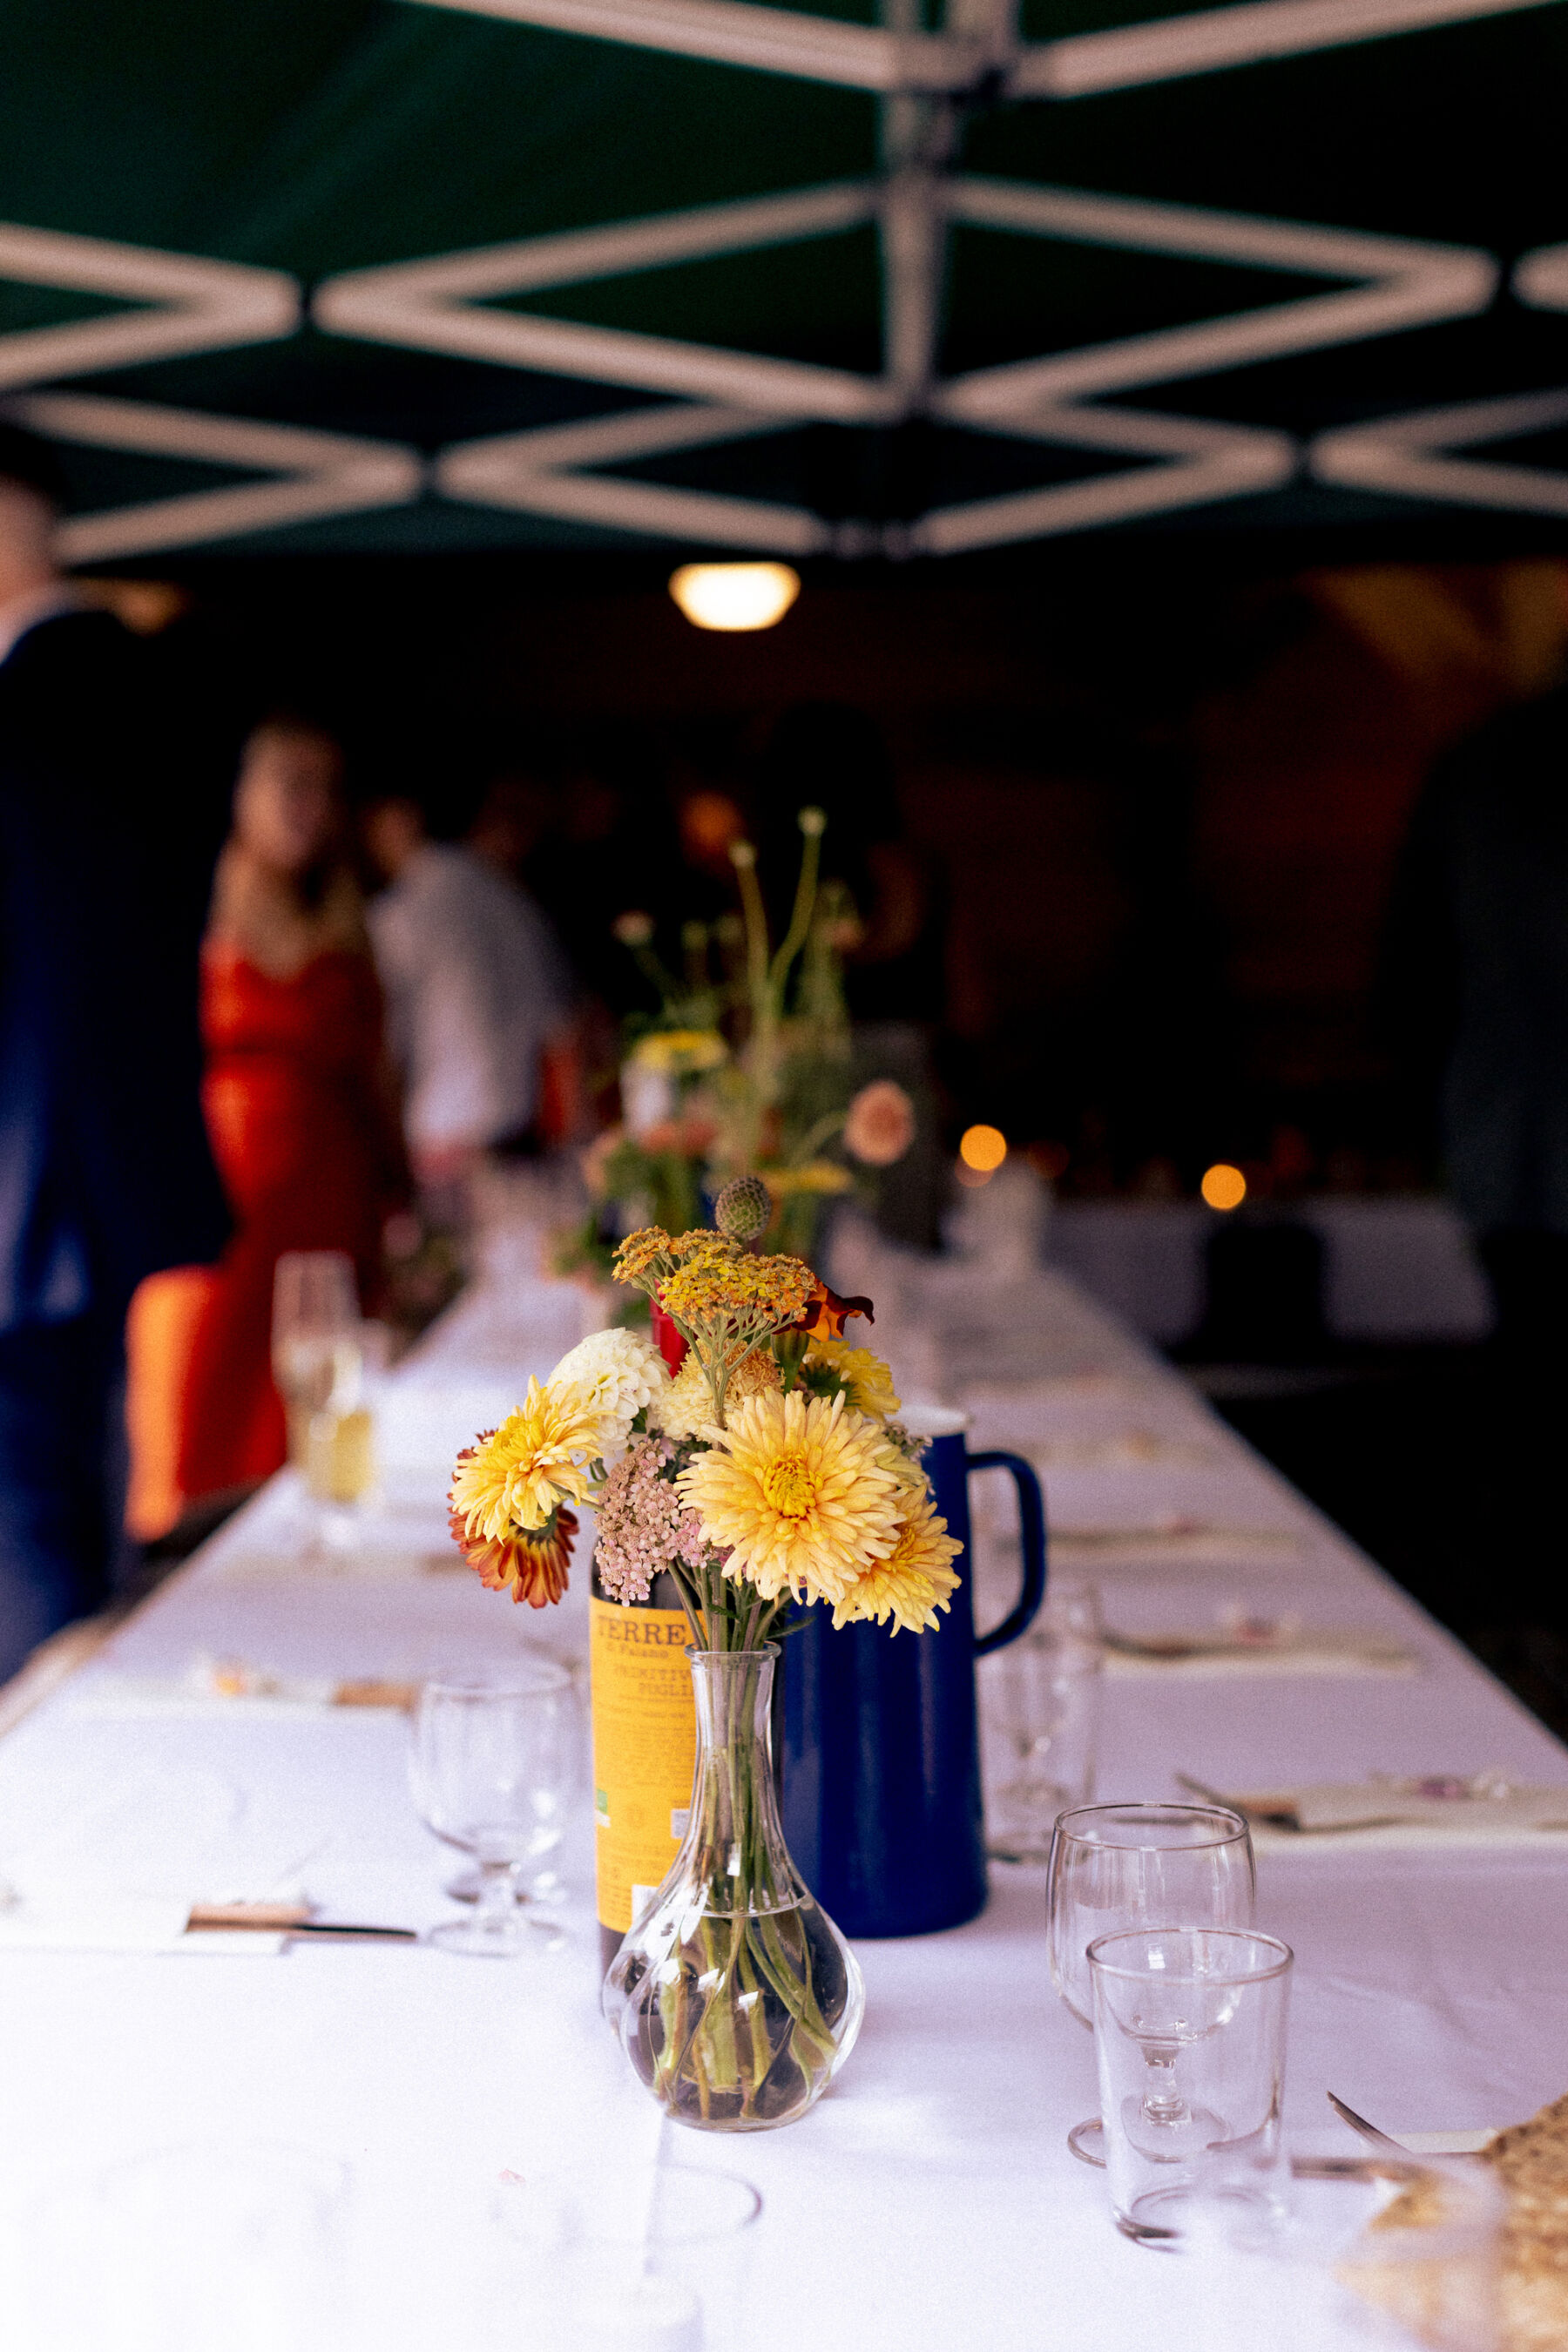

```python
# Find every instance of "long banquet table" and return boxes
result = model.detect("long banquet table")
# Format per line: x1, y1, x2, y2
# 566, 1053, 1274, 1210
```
1, 1202, 1565, 2347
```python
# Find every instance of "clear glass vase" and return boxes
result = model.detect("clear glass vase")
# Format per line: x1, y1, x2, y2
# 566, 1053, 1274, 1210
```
603, 1645, 864, 2132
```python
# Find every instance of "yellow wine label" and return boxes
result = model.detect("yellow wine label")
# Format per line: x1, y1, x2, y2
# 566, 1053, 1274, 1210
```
589, 1598, 697, 1934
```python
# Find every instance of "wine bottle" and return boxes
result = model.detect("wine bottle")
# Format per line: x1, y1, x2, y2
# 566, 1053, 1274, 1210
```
590, 1558, 698, 1978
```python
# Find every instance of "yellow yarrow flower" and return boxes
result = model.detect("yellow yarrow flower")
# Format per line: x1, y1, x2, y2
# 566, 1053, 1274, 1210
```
628, 1028, 728, 1075
804, 1337, 901, 1420
612, 1227, 672, 1283
660, 1250, 814, 1331
666, 1229, 737, 1264
763, 1159, 853, 1197
678, 1389, 906, 1607
831, 1488, 962, 1634
449, 1375, 607, 1537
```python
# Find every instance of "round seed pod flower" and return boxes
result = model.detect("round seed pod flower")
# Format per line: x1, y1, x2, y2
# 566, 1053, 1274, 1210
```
714, 1173, 773, 1244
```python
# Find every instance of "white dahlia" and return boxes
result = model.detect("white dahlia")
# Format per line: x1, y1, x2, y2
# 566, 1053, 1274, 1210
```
547, 1327, 669, 1465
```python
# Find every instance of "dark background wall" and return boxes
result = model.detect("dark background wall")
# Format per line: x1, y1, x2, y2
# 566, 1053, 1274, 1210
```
152, 546, 1568, 1185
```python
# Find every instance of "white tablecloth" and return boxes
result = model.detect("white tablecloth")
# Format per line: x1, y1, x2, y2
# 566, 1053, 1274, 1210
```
0, 1215, 1563, 2347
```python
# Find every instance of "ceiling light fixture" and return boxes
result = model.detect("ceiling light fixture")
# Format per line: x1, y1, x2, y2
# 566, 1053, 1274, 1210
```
669, 561, 801, 632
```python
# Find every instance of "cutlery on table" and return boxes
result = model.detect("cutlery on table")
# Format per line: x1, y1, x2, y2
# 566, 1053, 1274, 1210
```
1286, 2093, 1490, 2182
186, 1903, 416, 1943
1328, 2091, 1420, 2153
1105, 1627, 1410, 1666
1175, 1771, 1407, 1836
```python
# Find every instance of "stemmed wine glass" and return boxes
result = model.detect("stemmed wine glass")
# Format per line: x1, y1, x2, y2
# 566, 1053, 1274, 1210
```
1045, 1802, 1254, 2166
409, 1662, 577, 1957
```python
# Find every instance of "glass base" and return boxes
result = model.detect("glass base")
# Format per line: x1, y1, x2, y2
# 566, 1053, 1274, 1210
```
1119, 2180, 1288, 2252
445, 1866, 565, 1908
429, 1910, 564, 1957
1067, 2117, 1106, 2167
1116, 2209, 1183, 2249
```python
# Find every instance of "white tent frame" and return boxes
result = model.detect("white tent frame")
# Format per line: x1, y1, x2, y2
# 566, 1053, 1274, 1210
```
322, 175, 1493, 553
0, 0, 1558, 555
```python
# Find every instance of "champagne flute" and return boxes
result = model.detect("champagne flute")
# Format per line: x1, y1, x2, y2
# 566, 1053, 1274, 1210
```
271, 1251, 359, 1465
1045, 1802, 1254, 2167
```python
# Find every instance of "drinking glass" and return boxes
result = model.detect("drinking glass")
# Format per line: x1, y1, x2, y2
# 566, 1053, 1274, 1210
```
1046, 1801, 1255, 2167
409, 1662, 576, 1956
984, 1575, 1103, 1862
271, 1251, 360, 1466
491, 2159, 760, 2349
23, 2142, 349, 2349
301, 1319, 387, 1551
1089, 1926, 1293, 2247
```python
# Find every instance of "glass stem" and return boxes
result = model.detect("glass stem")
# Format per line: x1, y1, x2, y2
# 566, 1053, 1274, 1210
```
476, 1858, 521, 1928
1140, 2044, 1189, 2127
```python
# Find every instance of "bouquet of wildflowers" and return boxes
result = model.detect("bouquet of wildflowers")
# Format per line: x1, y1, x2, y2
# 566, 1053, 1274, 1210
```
449, 1176, 957, 2126
565, 808, 916, 1274
451, 1176, 958, 1646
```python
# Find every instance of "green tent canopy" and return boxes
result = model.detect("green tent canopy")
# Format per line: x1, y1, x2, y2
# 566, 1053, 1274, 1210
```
2, 0, 1566, 560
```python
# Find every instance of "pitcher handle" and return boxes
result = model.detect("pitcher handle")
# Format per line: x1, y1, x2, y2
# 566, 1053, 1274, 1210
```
967, 1450, 1048, 1657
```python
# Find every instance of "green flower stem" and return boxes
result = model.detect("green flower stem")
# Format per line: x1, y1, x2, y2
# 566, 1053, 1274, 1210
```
645, 1661, 837, 2123
786, 1107, 848, 1167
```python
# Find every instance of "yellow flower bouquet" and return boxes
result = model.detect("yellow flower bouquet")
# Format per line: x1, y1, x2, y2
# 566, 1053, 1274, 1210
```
449, 1174, 959, 2129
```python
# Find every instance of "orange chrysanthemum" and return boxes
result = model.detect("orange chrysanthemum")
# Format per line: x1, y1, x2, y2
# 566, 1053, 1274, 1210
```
448, 1499, 578, 1607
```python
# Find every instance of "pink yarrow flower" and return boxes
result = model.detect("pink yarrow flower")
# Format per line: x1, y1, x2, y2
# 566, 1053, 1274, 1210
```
844, 1080, 916, 1168
594, 1433, 713, 1603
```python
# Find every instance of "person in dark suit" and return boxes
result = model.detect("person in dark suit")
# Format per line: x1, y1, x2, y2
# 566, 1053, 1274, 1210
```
0, 425, 229, 1681
1389, 672, 1568, 1340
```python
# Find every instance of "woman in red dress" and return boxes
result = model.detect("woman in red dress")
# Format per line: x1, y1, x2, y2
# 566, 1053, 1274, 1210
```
126, 718, 404, 1538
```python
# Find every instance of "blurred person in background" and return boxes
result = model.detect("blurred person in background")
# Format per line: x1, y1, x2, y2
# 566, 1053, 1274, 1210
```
1385, 630, 1568, 1616
1389, 643, 1568, 1351
125, 716, 403, 1541
515, 745, 691, 1019
362, 791, 574, 1196
0, 424, 229, 1675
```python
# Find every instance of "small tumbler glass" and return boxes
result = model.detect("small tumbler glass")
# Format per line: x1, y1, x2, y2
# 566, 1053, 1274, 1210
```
1088, 1925, 1294, 2247
492, 2159, 761, 2349
1047, 1801, 1255, 2168
23, 2142, 349, 2350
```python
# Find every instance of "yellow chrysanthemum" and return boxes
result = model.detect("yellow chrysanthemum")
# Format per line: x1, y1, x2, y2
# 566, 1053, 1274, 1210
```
677, 1389, 906, 1607
650, 1345, 780, 1441
648, 1353, 719, 1442
804, 1337, 901, 1420
832, 1490, 962, 1634
448, 1375, 606, 1537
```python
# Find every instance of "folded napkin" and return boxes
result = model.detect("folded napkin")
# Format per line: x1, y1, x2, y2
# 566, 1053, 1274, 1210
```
1026, 1432, 1218, 1470
68, 1662, 417, 1718
1105, 1618, 1416, 1677
1183, 1771, 1568, 1848
0, 1895, 284, 1956
210, 1542, 462, 1585
1051, 1518, 1305, 1568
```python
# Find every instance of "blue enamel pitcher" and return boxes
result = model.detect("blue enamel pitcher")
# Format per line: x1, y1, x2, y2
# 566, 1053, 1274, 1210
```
780, 1406, 1047, 1937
